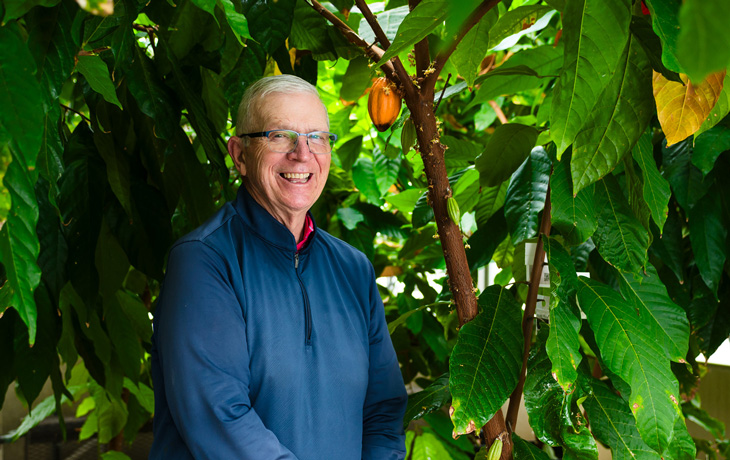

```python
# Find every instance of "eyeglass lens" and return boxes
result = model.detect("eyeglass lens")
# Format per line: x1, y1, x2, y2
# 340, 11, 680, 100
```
267, 130, 333, 154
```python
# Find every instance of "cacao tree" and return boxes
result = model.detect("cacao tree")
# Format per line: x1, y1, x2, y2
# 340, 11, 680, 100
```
1, 0, 730, 459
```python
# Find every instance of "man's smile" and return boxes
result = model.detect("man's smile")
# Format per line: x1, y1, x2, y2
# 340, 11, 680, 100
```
280, 172, 313, 183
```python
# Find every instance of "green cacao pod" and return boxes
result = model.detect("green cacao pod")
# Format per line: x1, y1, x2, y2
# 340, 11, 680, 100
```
447, 197, 460, 225
487, 438, 503, 460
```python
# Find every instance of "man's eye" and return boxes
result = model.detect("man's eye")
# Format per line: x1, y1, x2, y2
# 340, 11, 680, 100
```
271, 132, 287, 139
310, 133, 323, 140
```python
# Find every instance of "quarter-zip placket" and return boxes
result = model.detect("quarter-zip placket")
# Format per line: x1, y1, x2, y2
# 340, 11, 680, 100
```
294, 252, 313, 346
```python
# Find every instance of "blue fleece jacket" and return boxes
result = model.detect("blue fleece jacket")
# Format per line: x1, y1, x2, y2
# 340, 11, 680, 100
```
150, 185, 407, 459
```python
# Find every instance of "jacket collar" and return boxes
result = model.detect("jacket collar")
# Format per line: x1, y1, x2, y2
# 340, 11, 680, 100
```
233, 184, 316, 252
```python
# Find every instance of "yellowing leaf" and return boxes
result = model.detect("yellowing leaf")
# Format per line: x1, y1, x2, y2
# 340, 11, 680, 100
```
653, 70, 726, 145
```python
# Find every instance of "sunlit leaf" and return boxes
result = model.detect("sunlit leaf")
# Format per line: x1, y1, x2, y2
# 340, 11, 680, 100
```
676, 0, 730, 84
488, 5, 552, 49
451, 9, 498, 88
653, 70, 726, 146
643, 0, 682, 74
449, 285, 523, 436
549, 0, 631, 155
378, 0, 450, 67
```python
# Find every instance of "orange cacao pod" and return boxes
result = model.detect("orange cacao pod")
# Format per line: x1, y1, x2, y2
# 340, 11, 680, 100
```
368, 77, 402, 132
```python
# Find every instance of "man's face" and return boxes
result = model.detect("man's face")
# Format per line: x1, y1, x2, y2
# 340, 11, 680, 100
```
229, 92, 331, 223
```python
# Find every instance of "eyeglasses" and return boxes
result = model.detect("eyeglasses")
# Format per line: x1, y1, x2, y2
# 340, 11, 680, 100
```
237, 130, 338, 154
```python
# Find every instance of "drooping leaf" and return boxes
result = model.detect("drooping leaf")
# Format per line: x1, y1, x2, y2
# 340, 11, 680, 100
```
1, 385, 81, 442
653, 70, 726, 146
550, 150, 597, 246
624, 154, 652, 234
661, 137, 709, 212
0, 153, 40, 345
582, 376, 663, 460
467, 209, 509, 271
218, 0, 252, 44
650, 205, 685, 283
240, 0, 295, 53
512, 432, 551, 460
544, 237, 582, 391
642, 0, 683, 74
449, 285, 523, 436
474, 181, 508, 228
630, 15, 682, 84
35, 178, 67, 303
488, 5, 553, 49
524, 327, 598, 460
549, 0, 632, 155
688, 192, 727, 296
571, 35, 653, 194
632, 131, 671, 232
504, 147, 551, 245
0, 25, 44, 167
694, 283, 730, 358
1, 0, 60, 22
373, 147, 400, 197
290, 0, 338, 61
403, 374, 450, 429
76, 54, 122, 109
593, 175, 649, 273
451, 9, 498, 88
476, 123, 539, 187
676, 0, 730, 84
576, 276, 682, 453
682, 400, 726, 440
692, 124, 730, 178
352, 156, 381, 205
378, 0, 450, 67
616, 264, 690, 362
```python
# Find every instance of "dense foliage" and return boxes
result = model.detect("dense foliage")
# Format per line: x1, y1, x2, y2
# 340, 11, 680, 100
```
1, 0, 730, 458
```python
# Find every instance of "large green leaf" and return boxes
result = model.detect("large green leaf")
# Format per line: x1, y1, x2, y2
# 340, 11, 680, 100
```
290, 0, 338, 61
694, 282, 730, 358
407, 431, 455, 460
630, 15, 682, 84
504, 147, 551, 245
692, 125, 730, 178
451, 9, 498, 88
76, 55, 122, 109
403, 374, 450, 429
550, 0, 631, 156
218, 0, 252, 44
467, 209, 508, 270
378, 0, 450, 67
550, 150, 597, 246
476, 123, 539, 187
593, 175, 649, 273
36, 178, 67, 303
488, 5, 552, 49
524, 327, 598, 460
544, 237, 582, 391
0, 152, 40, 345
104, 294, 142, 384
0, 25, 44, 167
474, 181, 508, 228
512, 432, 551, 460
688, 192, 727, 296
676, 0, 730, 84
643, 0, 683, 74
661, 138, 709, 212
571, 35, 653, 194
240, 0, 295, 53
632, 131, 671, 232
373, 147, 400, 196
616, 264, 690, 362
449, 285, 523, 436
466, 45, 563, 109
576, 276, 682, 453
582, 376, 663, 460
649, 205, 685, 283
358, 6, 409, 44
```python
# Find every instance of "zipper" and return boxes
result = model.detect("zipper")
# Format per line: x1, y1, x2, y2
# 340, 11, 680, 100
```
294, 252, 312, 346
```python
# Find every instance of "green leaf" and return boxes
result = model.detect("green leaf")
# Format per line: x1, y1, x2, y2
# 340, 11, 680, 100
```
404, 374, 450, 429
474, 181, 508, 228
466, 45, 563, 109
524, 327, 598, 460
76, 54, 122, 109
650, 205, 685, 283
632, 131, 671, 232
451, 9, 498, 88
290, 0, 337, 61
676, 0, 730, 83
593, 175, 649, 273
116, 290, 152, 344
688, 192, 727, 296
378, 0, 450, 67
663, 415, 696, 460
101, 451, 132, 460
576, 276, 682, 453
488, 5, 552, 49
693, 125, 730, 178
1, 0, 59, 23
408, 431, 455, 460
571, 35, 654, 194
616, 264, 690, 362
582, 376, 663, 460
0, 152, 41, 345
340, 57, 371, 102
88, 381, 128, 443
544, 237, 582, 390
504, 146, 551, 245
629, 15, 682, 84
467, 209, 508, 270
624, 155, 652, 234
661, 138, 709, 212
549, 0, 632, 155
218, 0, 252, 44
512, 432, 551, 460
358, 6, 409, 44
442, 135, 482, 170
352, 156, 381, 204
449, 285, 523, 436
240, 0, 295, 53
550, 150, 597, 246
643, 0, 683, 74
1, 385, 81, 442
104, 294, 142, 383
0, 25, 44, 167
336, 207, 365, 230
697, 70, 730, 136
476, 123, 539, 187
374, 147, 400, 196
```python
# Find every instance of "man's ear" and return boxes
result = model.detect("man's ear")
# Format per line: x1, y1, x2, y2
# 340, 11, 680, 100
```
227, 136, 247, 176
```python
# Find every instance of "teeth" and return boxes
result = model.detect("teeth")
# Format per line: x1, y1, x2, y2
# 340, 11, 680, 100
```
282, 173, 310, 180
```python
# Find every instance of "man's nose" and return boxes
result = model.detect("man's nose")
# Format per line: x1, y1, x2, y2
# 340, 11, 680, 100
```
288, 134, 313, 159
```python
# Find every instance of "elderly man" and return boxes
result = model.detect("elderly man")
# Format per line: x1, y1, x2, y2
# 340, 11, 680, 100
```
150, 74, 407, 459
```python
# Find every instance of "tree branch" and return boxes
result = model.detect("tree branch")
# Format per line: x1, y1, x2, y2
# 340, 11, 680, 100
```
425, 0, 503, 89
354, 0, 416, 99
409, 0, 431, 79
308, 0, 398, 81
506, 185, 552, 431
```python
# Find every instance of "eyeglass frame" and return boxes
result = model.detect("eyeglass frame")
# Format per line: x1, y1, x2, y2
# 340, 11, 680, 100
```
237, 129, 338, 154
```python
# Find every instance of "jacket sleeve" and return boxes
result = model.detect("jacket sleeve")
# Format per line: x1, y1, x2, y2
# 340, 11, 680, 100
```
154, 241, 298, 460
361, 266, 408, 460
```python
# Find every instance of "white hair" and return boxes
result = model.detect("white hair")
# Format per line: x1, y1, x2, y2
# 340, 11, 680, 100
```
235, 75, 328, 136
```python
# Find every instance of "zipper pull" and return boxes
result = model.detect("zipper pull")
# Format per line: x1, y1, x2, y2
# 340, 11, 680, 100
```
294, 252, 299, 269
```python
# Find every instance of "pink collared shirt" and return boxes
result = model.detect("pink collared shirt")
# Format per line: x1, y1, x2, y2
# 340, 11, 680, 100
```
296, 214, 315, 251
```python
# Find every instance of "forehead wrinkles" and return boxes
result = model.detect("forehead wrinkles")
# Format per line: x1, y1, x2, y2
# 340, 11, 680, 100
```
254, 93, 330, 131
